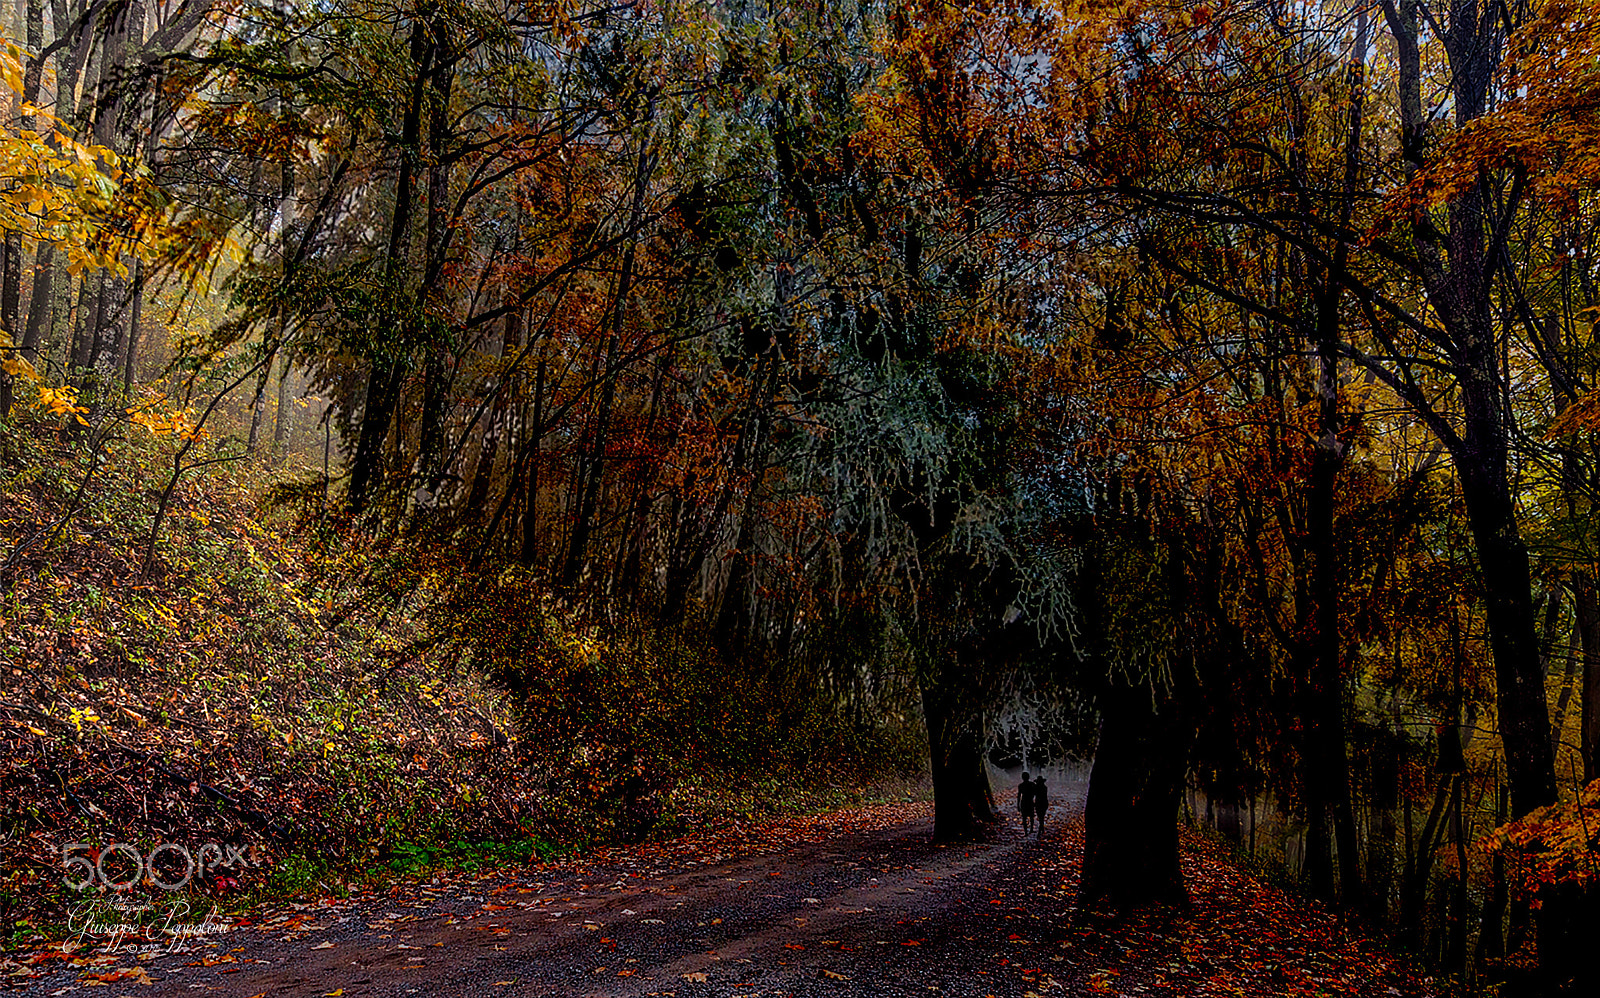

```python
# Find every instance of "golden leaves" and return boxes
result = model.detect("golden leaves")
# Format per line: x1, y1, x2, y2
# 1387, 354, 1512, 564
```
1, 39, 169, 284
125, 403, 210, 442
0, 329, 88, 423
1402, 0, 1600, 212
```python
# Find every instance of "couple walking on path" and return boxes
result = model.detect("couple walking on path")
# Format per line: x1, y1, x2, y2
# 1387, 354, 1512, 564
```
1017, 772, 1050, 836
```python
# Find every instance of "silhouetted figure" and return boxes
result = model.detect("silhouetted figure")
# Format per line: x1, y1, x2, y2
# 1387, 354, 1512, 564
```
1017, 772, 1037, 834
1034, 778, 1049, 837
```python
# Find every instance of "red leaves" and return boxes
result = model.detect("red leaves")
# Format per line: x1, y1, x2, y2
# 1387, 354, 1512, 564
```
1041, 824, 1431, 997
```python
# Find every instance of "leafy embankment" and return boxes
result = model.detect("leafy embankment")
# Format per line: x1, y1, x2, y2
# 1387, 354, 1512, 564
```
0, 422, 926, 951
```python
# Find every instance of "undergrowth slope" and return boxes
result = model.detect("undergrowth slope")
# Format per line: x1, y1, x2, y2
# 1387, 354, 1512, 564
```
0, 420, 926, 948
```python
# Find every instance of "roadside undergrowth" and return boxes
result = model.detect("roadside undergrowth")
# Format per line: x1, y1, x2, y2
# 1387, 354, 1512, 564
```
0, 419, 926, 952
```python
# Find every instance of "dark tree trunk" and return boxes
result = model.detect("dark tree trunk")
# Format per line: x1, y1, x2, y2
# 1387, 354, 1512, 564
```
1537, 883, 1599, 995
121, 261, 142, 387
1302, 31, 1367, 904
271, 355, 294, 462
1455, 441, 1556, 817
348, 362, 403, 513
615, 353, 670, 594
466, 308, 519, 513
1081, 683, 1191, 908
1, 231, 22, 417
1575, 572, 1600, 782
1380, 0, 1558, 823
1366, 711, 1401, 924
21, 245, 54, 361
519, 355, 546, 567
2, 0, 45, 417
246, 349, 274, 455
68, 274, 92, 371
1399, 773, 1452, 950
560, 334, 619, 589
412, 36, 456, 493
921, 678, 998, 842
350, 19, 431, 514
1475, 781, 1509, 972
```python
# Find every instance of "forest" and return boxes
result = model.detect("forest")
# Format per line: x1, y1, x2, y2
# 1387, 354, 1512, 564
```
1, 0, 1598, 995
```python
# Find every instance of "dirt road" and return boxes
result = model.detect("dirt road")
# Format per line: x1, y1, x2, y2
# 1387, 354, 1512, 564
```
9, 795, 1432, 998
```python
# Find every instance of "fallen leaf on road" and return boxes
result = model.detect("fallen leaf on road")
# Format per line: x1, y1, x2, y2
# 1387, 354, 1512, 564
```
80, 966, 155, 986
311, 941, 335, 950
821, 969, 849, 980
683, 971, 708, 982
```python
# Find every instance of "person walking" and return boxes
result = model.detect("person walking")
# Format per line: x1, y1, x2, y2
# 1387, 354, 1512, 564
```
1034, 777, 1049, 837
1017, 772, 1037, 835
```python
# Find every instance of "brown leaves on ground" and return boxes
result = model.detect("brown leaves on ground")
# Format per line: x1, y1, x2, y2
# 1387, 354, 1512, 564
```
1036, 824, 1432, 997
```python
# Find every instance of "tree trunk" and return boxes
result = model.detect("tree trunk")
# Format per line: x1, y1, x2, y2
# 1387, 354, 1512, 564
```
21, 245, 55, 361
348, 362, 403, 513
120, 260, 142, 387
465, 310, 519, 513
519, 354, 546, 567
1455, 442, 1556, 817
271, 352, 293, 463
921, 676, 998, 842
350, 19, 430, 513
1081, 682, 1190, 908
86, 272, 110, 373
1, 0, 43, 419
1, 231, 22, 417
1575, 573, 1600, 782
1380, 0, 1557, 824
68, 274, 92, 371
1475, 781, 1509, 972
1366, 709, 1401, 924
411, 36, 456, 497
614, 352, 670, 594
1308, 19, 1367, 907
246, 353, 273, 456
